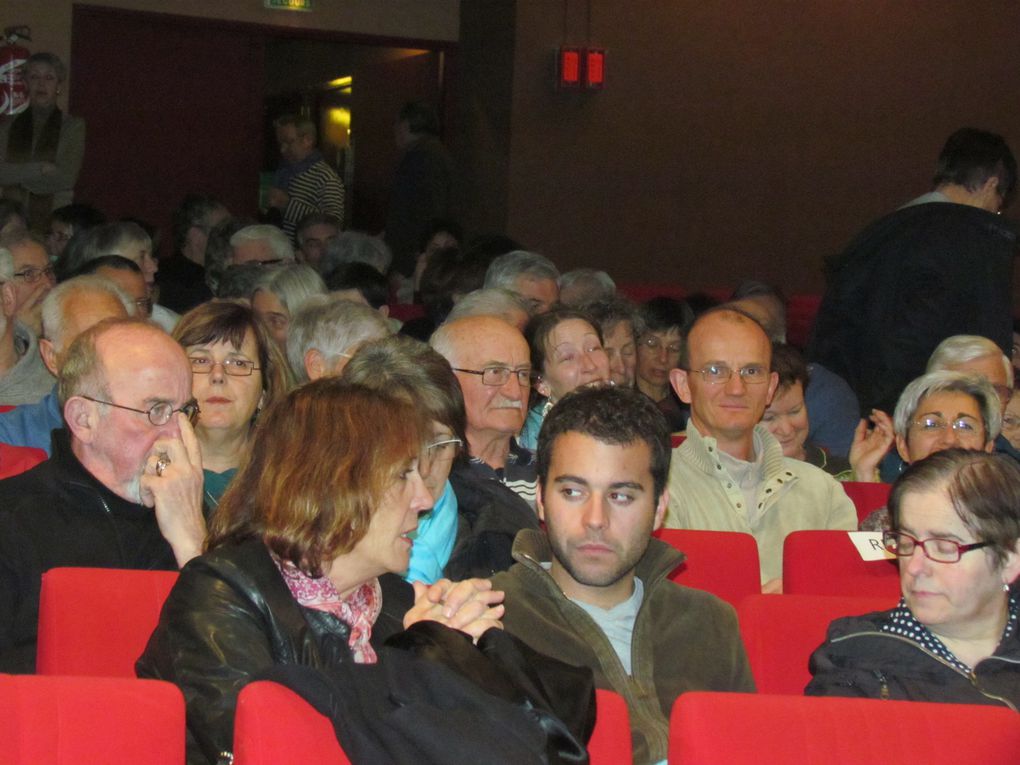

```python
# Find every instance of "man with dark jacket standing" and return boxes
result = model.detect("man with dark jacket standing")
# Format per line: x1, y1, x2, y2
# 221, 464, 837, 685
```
493, 386, 753, 765
0, 318, 206, 672
809, 128, 1018, 415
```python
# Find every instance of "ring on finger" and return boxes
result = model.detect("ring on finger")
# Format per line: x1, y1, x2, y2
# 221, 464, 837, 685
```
155, 455, 170, 477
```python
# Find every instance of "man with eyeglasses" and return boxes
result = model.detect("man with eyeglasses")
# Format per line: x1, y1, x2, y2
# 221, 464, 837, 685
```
0, 229, 55, 338
0, 317, 206, 672
431, 315, 538, 510
664, 307, 856, 592
0, 275, 135, 453
0, 241, 55, 406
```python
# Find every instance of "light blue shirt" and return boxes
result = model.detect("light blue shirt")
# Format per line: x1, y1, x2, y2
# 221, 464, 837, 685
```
404, 479, 458, 584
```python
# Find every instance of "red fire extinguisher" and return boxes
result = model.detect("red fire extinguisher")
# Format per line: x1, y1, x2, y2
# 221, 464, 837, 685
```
0, 26, 32, 116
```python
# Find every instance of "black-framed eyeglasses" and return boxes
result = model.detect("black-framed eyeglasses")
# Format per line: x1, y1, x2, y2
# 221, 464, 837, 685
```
13, 265, 56, 284
882, 530, 993, 564
189, 356, 260, 377
689, 363, 770, 385
81, 395, 200, 426
452, 366, 531, 387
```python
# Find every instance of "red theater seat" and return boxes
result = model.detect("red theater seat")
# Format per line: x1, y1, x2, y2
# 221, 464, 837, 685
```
783, 530, 901, 598
36, 567, 178, 677
234, 682, 632, 765
0, 674, 185, 765
736, 593, 896, 695
653, 529, 761, 607
669, 691, 1020, 765
840, 480, 891, 523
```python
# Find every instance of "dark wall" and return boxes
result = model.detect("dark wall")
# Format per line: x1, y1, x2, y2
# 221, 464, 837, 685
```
461, 1, 1020, 294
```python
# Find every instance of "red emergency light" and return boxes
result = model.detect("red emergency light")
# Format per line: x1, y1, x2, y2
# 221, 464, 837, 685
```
558, 47, 581, 89
585, 48, 605, 90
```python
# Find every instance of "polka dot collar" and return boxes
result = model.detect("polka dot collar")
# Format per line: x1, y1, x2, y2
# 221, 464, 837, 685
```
881, 590, 1019, 672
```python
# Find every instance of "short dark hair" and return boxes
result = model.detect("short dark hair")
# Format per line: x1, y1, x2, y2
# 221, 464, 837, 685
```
27, 52, 66, 82
525, 307, 603, 379
172, 194, 225, 253
537, 385, 672, 498
71, 254, 141, 278
51, 203, 105, 232
584, 296, 643, 338
933, 128, 1017, 207
399, 101, 440, 136
637, 296, 694, 336
325, 262, 389, 309
770, 342, 809, 392
274, 114, 317, 143
889, 448, 1020, 568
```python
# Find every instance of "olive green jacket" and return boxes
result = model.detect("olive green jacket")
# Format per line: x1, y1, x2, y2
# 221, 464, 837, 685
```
493, 530, 755, 764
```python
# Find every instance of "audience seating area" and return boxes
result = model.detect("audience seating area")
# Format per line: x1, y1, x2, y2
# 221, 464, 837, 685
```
668, 691, 1020, 765
736, 594, 896, 695
653, 528, 761, 607
783, 530, 901, 598
0, 673, 185, 765
36, 567, 179, 677
234, 682, 632, 765
31, 518, 1018, 763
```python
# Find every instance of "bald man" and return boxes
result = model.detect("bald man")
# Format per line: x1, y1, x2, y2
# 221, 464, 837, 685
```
664, 307, 855, 592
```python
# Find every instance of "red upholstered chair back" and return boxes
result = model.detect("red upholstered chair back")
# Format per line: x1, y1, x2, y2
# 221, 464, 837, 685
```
234, 682, 632, 765
785, 294, 822, 349
783, 530, 901, 598
669, 691, 1020, 764
36, 567, 179, 677
0, 442, 46, 480
736, 593, 896, 695
653, 529, 761, 607
0, 674, 185, 765
840, 480, 892, 523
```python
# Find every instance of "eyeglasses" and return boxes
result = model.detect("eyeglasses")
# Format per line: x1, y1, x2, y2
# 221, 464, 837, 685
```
189, 357, 260, 377
882, 530, 993, 564
423, 437, 462, 464
81, 395, 200, 426
452, 366, 531, 387
13, 265, 56, 284
689, 363, 770, 385
1003, 414, 1020, 430
910, 415, 982, 435
640, 336, 683, 355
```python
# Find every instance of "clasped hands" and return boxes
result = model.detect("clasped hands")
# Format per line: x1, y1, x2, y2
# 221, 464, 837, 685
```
406, 578, 505, 642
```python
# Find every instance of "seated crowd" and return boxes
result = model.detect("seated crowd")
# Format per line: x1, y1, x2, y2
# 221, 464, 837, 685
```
1, 161, 1018, 763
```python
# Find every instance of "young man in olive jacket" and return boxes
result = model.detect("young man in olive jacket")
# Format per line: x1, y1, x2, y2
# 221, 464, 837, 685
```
493, 386, 754, 765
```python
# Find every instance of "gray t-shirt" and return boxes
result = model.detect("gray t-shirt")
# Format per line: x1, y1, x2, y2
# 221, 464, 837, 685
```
570, 577, 644, 675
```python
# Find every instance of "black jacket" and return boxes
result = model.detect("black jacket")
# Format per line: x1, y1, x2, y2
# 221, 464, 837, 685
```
808, 201, 1016, 414
136, 538, 413, 765
0, 429, 177, 672
444, 460, 541, 580
805, 599, 1020, 710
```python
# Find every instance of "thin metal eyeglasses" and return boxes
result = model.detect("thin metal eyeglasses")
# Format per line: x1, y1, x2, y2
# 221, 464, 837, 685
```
882, 530, 993, 564
189, 357, 261, 377
689, 363, 770, 385
640, 336, 683, 355
423, 437, 462, 463
13, 265, 56, 284
80, 395, 200, 426
452, 366, 531, 387
910, 415, 981, 435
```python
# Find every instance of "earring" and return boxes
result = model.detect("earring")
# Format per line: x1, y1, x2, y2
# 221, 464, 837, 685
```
1005, 583, 1011, 592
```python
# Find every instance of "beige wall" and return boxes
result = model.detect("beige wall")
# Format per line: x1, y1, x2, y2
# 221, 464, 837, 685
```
5, 0, 458, 101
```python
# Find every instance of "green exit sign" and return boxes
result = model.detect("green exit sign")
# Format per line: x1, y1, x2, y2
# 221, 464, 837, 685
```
265, 0, 314, 11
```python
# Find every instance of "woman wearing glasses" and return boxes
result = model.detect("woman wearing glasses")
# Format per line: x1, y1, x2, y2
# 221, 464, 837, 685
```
806, 449, 1020, 706
344, 335, 539, 581
138, 380, 504, 765
519, 308, 611, 451
172, 301, 291, 505
858, 371, 999, 530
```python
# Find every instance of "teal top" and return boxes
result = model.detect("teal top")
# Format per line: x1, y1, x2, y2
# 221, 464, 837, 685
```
203, 468, 237, 508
